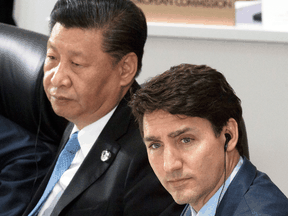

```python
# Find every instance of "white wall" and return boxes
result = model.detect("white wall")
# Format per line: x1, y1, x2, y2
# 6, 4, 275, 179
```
137, 36, 288, 196
13, 0, 288, 196
13, 0, 57, 35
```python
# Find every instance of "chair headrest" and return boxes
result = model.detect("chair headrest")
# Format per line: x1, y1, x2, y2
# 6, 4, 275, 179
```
0, 23, 67, 145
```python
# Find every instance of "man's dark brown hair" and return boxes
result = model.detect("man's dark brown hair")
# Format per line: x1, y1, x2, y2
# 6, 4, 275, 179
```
129, 64, 244, 155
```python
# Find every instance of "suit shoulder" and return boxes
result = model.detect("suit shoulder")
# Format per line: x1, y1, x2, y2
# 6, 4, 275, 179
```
241, 170, 288, 215
118, 113, 146, 153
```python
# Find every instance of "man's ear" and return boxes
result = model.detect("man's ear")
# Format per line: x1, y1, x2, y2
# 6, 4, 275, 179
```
119, 52, 138, 87
224, 118, 239, 152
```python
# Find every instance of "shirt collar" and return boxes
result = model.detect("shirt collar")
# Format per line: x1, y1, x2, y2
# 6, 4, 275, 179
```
71, 106, 117, 157
190, 156, 244, 216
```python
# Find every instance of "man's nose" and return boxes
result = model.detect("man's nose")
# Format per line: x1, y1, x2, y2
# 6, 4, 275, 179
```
50, 62, 71, 88
163, 146, 182, 173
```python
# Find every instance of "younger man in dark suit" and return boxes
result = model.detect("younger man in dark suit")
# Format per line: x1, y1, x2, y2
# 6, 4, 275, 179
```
129, 64, 288, 216
23, 0, 183, 215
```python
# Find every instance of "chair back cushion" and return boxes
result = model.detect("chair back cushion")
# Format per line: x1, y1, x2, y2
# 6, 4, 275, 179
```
0, 23, 67, 145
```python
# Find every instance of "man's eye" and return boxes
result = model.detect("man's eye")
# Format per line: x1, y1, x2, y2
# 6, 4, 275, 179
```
181, 138, 191, 144
72, 62, 81, 67
47, 55, 56, 60
150, 143, 161, 149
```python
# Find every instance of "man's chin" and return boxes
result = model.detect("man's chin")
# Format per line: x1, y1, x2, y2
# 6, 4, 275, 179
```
170, 191, 193, 205
51, 106, 71, 120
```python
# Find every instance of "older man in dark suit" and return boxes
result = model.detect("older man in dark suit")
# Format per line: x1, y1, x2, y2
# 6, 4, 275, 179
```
23, 0, 184, 215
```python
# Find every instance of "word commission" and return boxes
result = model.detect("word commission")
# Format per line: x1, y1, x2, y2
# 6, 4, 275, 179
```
132, 0, 234, 8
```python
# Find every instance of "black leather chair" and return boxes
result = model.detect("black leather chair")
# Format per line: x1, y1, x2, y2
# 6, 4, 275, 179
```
0, 23, 68, 146
0, 23, 68, 215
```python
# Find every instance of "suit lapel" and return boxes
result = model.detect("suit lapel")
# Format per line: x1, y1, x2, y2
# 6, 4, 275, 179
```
57, 123, 74, 151
180, 204, 191, 216
52, 88, 135, 215
215, 157, 257, 216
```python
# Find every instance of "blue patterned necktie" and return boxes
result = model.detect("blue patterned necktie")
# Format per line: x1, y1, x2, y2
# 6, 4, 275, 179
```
28, 131, 80, 216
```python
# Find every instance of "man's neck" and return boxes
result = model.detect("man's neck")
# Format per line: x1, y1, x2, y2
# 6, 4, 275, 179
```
191, 155, 243, 215
193, 152, 240, 212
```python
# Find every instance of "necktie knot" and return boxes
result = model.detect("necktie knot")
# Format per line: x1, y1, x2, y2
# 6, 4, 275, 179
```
65, 131, 80, 154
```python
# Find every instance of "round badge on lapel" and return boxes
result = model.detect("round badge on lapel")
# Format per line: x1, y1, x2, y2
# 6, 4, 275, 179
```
101, 150, 111, 162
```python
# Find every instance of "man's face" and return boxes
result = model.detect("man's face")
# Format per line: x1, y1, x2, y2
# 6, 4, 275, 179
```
143, 110, 226, 209
44, 23, 123, 128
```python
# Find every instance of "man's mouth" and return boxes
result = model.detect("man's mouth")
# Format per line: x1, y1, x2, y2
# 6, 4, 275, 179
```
52, 95, 69, 100
166, 177, 192, 188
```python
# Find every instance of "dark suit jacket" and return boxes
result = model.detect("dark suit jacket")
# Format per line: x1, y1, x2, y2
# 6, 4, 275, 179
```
0, 115, 56, 216
23, 83, 184, 216
181, 157, 288, 216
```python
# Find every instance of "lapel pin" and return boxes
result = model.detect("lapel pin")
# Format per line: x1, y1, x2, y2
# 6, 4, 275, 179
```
101, 150, 111, 162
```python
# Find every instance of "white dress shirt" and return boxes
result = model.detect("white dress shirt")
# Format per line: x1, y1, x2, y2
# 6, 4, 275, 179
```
189, 157, 244, 216
38, 107, 117, 215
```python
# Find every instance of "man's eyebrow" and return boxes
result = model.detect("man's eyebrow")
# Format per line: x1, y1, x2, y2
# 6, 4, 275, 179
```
47, 41, 83, 57
47, 41, 57, 50
168, 127, 193, 138
144, 127, 195, 142
68, 50, 83, 57
143, 136, 161, 143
